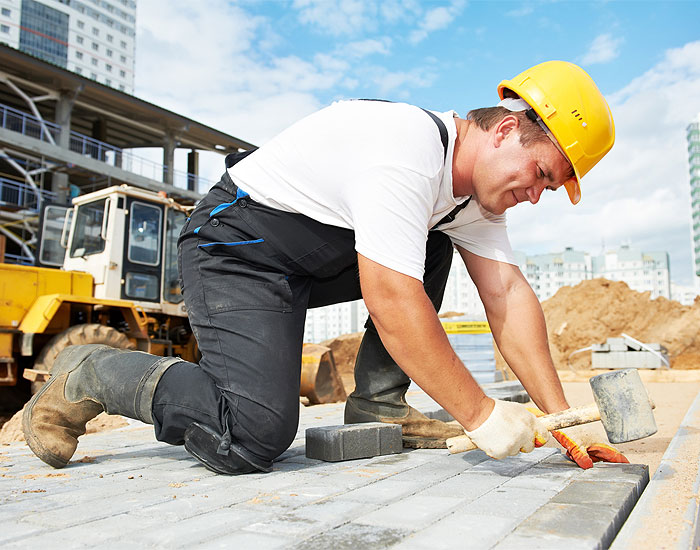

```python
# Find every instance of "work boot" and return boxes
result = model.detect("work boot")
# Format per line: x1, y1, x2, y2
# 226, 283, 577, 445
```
344, 326, 463, 449
23, 345, 180, 468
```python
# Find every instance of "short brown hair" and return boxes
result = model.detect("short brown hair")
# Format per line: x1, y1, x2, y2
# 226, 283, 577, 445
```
466, 106, 549, 147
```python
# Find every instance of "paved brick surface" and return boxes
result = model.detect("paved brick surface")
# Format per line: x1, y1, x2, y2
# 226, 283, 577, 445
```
0, 384, 648, 549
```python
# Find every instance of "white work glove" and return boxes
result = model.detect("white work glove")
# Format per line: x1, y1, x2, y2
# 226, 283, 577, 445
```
464, 399, 550, 459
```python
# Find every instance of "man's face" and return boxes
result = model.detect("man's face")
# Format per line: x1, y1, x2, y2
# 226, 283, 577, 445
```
471, 118, 573, 215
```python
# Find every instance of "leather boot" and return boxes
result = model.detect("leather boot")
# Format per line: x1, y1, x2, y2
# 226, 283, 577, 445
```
344, 325, 463, 449
23, 344, 180, 468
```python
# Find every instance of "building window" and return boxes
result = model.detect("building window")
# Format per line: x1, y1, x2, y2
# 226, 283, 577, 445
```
75, 50, 83, 59
119, 70, 125, 77
0, 24, 9, 34
77, 35, 83, 43
106, 48, 112, 57
90, 72, 97, 80
1, 7, 11, 16
91, 42, 98, 50
106, 64, 111, 71
120, 54, 126, 62
77, 20, 84, 29
119, 84, 125, 91
107, 34, 113, 42
75, 67, 82, 74
19, 0, 70, 68
92, 27, 98, 36
91, 57, 97, 65
120, 40, 126, 48
105, 78, 111, 86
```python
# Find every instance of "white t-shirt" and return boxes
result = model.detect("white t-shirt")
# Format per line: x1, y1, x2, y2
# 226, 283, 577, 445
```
228, 100, 516, 281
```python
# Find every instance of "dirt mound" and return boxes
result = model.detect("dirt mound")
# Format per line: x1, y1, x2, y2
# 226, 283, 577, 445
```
0, 410, 128, 445
541, 278, 700, 370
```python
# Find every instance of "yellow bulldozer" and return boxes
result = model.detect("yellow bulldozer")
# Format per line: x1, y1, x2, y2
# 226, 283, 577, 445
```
0, 185, 345, 404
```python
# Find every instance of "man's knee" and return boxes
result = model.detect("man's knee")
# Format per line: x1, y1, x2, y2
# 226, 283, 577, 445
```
234, 395, 300, 462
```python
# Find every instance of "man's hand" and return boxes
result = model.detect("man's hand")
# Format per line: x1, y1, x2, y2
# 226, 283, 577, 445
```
550, 428, 629, 470
527, 407, 629, 469
464, 399, 550, 459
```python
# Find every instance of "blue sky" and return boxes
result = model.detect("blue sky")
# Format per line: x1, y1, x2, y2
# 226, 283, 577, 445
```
135, 0, 700, 287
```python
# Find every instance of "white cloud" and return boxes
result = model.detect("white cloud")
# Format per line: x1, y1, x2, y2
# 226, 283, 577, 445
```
408, 0, 466, 44
292, 0, 379, 36
135, 0, 344, 148
580, 33, 624, 65
343, 38, 392, 58
508, 40, 700, 285
506, 4, 535, 17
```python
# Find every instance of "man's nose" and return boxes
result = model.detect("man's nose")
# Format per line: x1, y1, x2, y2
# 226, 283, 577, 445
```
526, 183, 545, 204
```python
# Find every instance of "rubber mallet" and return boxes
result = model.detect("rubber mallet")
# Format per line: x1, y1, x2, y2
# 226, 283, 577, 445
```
446, 368, 657, 454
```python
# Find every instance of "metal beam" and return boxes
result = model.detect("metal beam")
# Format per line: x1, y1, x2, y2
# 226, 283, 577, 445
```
0, 127, 203, 201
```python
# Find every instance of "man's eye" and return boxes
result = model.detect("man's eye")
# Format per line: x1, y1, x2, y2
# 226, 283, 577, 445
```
537, 167, 544, 178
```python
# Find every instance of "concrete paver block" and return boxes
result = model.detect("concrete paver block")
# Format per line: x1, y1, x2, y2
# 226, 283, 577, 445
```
497, 501, 625, 549
353, 494, 464, 530
305, 423, 402, 462
294, 522, 410, 550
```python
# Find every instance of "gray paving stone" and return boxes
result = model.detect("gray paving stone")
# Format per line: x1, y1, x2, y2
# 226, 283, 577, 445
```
332, 478, 421, 505
461, 486, 559, 522
500, 501, 625, 549
418, 470, 511, 499
392, 512, 519, 550
305, 423, 402, 462
293, 522, 410, 550
199, 531, 296, 549
353, 494, 465, 530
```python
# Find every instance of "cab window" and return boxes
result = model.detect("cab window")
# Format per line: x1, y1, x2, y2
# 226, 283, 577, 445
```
70, 199, 106, 258
128, 202, 162, 266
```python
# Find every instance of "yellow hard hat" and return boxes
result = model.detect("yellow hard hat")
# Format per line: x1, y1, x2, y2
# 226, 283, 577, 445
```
498, 60, 615, 205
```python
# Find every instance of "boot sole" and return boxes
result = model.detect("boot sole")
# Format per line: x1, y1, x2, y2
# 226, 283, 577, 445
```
22, 346, 108, 469
23, 375, 71, 468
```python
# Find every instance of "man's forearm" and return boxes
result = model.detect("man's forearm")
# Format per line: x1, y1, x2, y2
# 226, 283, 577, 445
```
358, 254, 493, 430
485, 282, 569, 414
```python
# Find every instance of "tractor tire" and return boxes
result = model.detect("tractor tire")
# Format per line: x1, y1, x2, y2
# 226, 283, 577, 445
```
30, 324, 135, 394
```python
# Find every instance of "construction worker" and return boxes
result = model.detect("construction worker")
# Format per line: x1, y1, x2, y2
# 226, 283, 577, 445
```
23, 60, 628, 474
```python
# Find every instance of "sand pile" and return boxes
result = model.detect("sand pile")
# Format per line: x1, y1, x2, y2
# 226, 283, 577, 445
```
541, 278, 700, 370
0, 410, 128, 445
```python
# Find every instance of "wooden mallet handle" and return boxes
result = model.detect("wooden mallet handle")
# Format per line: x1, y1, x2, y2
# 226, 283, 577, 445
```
446, 403, 601, 454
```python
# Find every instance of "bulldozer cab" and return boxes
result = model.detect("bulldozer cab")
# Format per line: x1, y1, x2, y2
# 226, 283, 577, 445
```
37, 185, 190, 317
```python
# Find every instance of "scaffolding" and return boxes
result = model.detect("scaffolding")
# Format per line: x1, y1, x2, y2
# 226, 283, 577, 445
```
0, 43, 255, 264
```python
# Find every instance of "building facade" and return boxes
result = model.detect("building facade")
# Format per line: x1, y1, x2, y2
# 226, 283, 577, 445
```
440, 244, 671, 322
688, 114, 700, 283
0, 0, 135, 93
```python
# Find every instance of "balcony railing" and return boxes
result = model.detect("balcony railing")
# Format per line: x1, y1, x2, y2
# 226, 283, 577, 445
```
0, 176, 57, 211
0, 102, 213, 192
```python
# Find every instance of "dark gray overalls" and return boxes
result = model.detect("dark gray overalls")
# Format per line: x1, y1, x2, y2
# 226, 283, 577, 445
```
151, 112, 467, 474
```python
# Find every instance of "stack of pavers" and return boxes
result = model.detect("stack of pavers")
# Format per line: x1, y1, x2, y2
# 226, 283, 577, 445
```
592, 336, 669, 370
442, 319, 502, 384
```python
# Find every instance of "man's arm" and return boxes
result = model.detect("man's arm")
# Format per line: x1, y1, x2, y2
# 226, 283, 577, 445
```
458, 246, 570, 414
357, 253, 494, 430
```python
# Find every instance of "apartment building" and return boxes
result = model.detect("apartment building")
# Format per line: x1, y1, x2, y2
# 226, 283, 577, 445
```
0, 0, 135, 93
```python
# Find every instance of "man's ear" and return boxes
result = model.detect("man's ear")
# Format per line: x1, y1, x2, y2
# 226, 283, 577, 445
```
494, 115, 520, 148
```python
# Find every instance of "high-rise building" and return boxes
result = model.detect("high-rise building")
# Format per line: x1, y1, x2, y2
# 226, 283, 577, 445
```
688, 114, 700, 284
0, 0, 136, 93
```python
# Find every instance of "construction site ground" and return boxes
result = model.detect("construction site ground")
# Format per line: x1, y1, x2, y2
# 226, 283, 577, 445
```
1, 378, 699, 549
